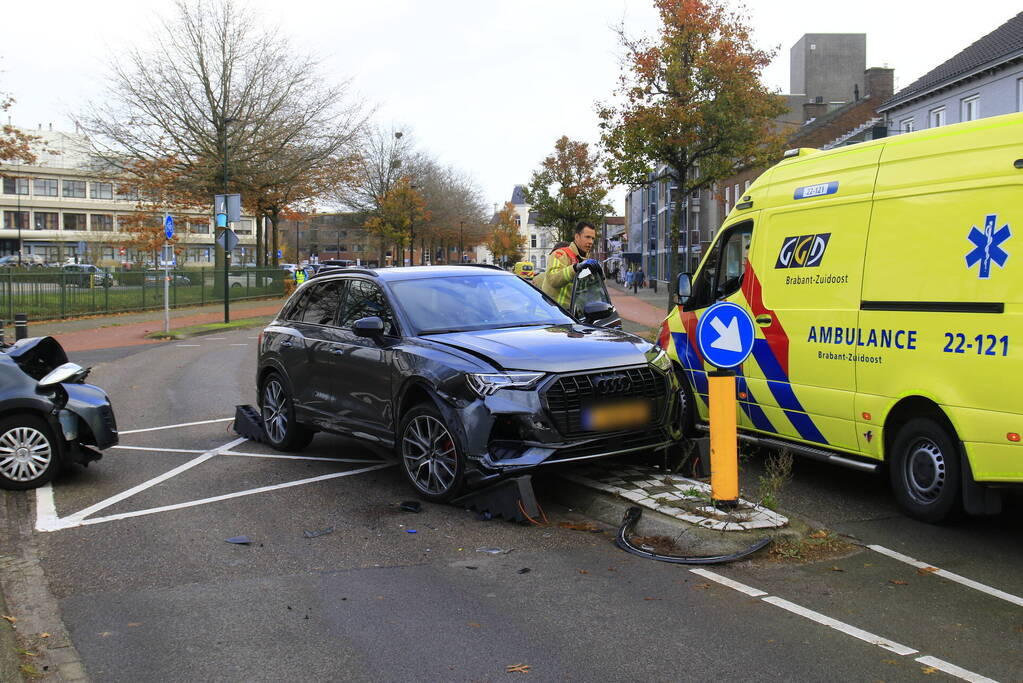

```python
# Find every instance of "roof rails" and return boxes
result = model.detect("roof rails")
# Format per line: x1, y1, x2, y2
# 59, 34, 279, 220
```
312, 266, 378, 278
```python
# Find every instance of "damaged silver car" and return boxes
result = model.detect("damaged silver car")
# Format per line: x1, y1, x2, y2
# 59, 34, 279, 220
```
0, 336, 118, 489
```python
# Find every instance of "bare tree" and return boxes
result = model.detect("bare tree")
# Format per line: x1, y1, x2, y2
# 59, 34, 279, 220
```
75, 0, 367, 271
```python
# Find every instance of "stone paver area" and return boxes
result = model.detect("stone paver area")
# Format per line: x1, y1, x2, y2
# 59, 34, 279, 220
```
564, 464, 789, 531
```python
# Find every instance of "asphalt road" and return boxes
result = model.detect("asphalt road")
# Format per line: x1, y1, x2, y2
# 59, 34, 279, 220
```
1, 329, 1021, 682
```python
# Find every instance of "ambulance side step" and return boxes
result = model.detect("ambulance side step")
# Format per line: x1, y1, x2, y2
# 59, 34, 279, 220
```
695, 424, 878, 473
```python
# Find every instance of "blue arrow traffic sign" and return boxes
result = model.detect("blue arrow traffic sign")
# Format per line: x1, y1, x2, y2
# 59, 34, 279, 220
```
695, 301, 756, 369
164, 215, 174, 240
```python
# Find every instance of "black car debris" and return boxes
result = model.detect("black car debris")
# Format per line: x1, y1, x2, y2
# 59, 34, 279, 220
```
257, 265, 681, 501
0, 336, 118, 489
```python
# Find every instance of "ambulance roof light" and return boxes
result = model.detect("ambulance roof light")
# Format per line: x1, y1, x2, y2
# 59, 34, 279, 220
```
782, 148, 819, 160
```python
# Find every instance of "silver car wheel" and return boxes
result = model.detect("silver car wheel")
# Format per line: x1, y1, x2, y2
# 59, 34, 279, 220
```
0, 426, 53, 483
262, 378, 288, 444
904, 437, 946, 505
402, 415, 458, 495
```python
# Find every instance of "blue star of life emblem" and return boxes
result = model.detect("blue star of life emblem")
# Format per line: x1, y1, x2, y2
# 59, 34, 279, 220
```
965, 214, 1010, 279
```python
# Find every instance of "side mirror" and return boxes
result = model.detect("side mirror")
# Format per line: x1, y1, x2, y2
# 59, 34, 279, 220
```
675, 273, 692, 306
353, 316, 385, 339
582, 301, 614, 323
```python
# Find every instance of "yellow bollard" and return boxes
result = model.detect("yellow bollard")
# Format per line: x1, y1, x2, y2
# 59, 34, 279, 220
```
708, 370, 738, 506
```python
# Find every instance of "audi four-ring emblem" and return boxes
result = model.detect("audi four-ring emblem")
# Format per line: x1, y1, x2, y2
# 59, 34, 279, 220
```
595, 373, 631, 393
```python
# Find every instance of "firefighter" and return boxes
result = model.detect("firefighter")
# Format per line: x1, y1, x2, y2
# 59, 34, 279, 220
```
541, 222, 599, 307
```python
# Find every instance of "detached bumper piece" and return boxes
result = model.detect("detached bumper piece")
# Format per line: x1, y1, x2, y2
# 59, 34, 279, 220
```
452, 475, 542, 523
615, 506, 772, 565
233, 404, 268, 443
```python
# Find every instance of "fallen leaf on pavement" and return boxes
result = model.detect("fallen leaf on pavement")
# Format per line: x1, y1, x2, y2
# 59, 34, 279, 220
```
888, 579, 908, 585
916, 566, 938, 575
1, 615, 16, 624
577, 569, 588, 575
38, 633, 50, 638
643, 597, 661, 601
694, 583, 711, 590
829, 566, 844, 572
559, 521, 600, 532
809, 530, 828, 539
99, 632, 113, 637
921, 666, 938, 674
127, 623, 142, 628
468, 622, 482, 628
506, 664, 530, 674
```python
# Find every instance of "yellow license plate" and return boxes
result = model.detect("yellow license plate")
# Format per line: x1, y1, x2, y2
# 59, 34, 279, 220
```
583, 399, 652, 432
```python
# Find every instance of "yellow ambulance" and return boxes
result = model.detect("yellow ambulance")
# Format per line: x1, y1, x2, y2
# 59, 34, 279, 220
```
663, 111, 1022, 522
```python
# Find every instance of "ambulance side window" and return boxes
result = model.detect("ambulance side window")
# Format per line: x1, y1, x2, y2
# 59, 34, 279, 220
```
686, 220, 753, 310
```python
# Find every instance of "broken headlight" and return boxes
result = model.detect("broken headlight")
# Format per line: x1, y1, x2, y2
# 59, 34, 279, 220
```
466, 372, 544, 397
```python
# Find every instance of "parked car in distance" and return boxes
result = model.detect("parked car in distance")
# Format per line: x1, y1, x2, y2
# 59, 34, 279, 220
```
257, 265, 680, 502
228, 270, 274, 288
143, 270, 191, 286
0, 254, 47, 268
61, 264, 114, 287
0, 336, 118, 489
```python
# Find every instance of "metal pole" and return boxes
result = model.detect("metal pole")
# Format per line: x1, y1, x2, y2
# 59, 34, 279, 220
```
164, 241, 170, 334
222, 119, 231, 324
17, 186, 22, 266
459, 221, 464, 263
14, 312, 27, 341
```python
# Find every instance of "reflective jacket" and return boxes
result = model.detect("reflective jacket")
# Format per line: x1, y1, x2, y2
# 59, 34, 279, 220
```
541, 242, 583, 307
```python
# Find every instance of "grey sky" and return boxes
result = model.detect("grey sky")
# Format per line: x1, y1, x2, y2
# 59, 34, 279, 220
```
2, 1, 1021, 214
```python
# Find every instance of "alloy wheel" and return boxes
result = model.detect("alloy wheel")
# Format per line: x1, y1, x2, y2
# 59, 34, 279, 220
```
262, 379, 288, 444
0, 426, 53, 483
402, 415, 458, 495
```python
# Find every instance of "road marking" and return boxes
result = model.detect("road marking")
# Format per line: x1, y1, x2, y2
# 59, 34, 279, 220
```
229, 343, 247, 346
221, 450, 384, 464
119, 417, 234, 435
869, 545, 1023, 608
58, 437, 247, 526
761, 596, 918, 655
914, 656, 998, 683
112, 446, 207, 454
35, 484, 60, 532
175, 344, 201, 347
78, 463, 393, 527
689, 568, 767, 597
205, 337, 226, 340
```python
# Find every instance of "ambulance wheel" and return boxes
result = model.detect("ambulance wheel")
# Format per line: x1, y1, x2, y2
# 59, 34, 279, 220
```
889, 417, 962, 523
260, 372, 313, 451
673, 365, 699, 438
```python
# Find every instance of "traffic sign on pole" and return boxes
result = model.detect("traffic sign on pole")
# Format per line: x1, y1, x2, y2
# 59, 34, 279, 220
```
695, 301, 755, 369
215, 228, 239, 253
164, 215, 174, 240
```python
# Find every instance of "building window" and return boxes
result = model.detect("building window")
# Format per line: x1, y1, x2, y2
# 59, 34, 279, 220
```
115, 184, 139, 202
900, 117, 915, 133
64, 213, 87, 230
961, 95, 979, 122
734, 184, 740, 204
90, 214, 114, 231
3, 211, 29, 229
514, 215, 521, 227
90, 182, 113, 200
33, 178, 58, 196
929, 107, 946, 128
235, 219, 252, 235
723, 186, 731, 214
34, 212, 59, 230
62, 180, 86, 198
3, 177, 29, 195
530, 234, 537, 248
744, 180, 751, 192
189, 220, 210, 234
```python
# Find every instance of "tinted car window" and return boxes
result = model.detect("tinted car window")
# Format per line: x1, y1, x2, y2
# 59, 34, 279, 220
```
283, 287, 314, 322
339, 280, 398, 335
298, 280, 346, 325
390, 274, 573, 334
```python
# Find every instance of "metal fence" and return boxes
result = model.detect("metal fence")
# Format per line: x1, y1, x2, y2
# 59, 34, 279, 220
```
0, 267, 287, 324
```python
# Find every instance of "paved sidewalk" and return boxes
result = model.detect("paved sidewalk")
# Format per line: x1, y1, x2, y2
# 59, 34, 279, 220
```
17, 298, 286, 352
607, 278, 673, 329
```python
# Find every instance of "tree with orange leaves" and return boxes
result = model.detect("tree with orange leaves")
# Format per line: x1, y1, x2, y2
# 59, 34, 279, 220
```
524, 136, 613, 243
1, 94, 37, 164
598, 0, 786, 309
485, 203, 527, 266
364, 177, 430, 266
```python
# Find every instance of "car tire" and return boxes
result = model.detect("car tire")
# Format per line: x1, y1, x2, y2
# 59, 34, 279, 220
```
259, 373, 313, 451
0, 414, 60, 490
889, 417, 962, 523
398, 403, 465, 502
673, 365, 699, 438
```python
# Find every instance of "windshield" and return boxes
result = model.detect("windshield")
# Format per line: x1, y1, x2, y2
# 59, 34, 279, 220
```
391, 274, 573, 334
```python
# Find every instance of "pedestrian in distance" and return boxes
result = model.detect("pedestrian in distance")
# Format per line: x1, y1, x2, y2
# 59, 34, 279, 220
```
634, 267, 644, 293
541, 223, 599, 307
625, 268, 633, 290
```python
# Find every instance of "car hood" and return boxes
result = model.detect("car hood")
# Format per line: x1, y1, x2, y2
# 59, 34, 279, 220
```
426, 324, 652, 373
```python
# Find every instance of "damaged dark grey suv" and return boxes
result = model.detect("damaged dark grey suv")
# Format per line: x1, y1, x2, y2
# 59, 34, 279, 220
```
257, 266, 680, 501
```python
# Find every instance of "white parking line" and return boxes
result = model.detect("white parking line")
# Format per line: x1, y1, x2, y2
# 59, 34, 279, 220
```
175, 344, 201, 347
229, 343, 248, 346
761, 596, 918, 655
915, 656, 998, 683
119, 417, 234, 435
76, 463, 393, 527
112, 446, 207, 454
221, 450, 384, 464
690, 568, 767, 597
869, 545, 1023, 608
61, 437, 247, 525
689, 569, 998, 681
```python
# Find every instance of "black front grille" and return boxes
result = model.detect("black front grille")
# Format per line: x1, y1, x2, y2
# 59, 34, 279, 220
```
543, 366, 668, 437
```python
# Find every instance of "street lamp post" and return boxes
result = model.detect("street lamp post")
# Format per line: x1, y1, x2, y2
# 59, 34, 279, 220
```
220, 116, 236, 324
16, 183, 22, 266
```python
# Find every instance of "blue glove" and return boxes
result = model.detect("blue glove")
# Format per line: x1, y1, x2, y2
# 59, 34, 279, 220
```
574, 258, 600, 273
